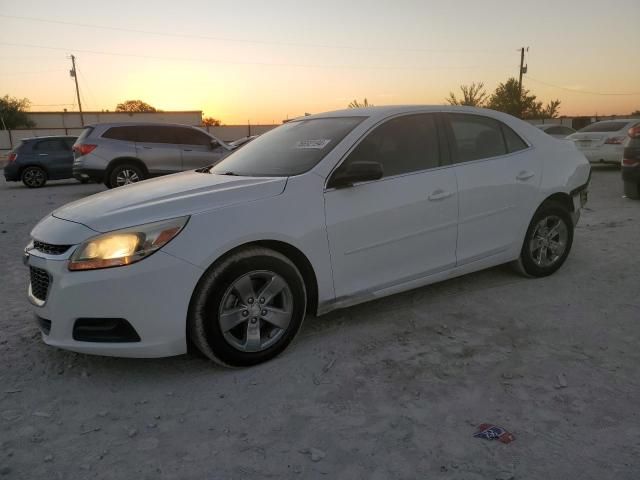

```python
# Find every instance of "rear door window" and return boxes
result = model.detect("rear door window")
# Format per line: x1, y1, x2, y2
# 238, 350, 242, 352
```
33, 139, 67, 152
447, 114, 507, 162
134, 126, 178, 144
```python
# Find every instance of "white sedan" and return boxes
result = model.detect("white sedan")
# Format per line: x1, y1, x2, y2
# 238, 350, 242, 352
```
567, 119, 640, 164
24, 106, 591, 366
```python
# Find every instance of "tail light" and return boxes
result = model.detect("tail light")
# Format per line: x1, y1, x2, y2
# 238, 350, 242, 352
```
622, 158, 639, 167
628, 126, 640, 139
7, 153, 17, 163
604, 136, 625, 145
73, 144, 97, 156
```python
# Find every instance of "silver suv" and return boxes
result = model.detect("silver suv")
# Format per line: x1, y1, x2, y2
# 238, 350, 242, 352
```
72, 123, 234, 188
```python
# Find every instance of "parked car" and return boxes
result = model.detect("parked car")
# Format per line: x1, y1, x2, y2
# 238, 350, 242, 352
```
535, 124, 576, 139
4, 136, 81, 188
72, 123, 235, 188
567, 119, 640, 165
622, 123, 640, 199
25, 106, 590, 367
227, 135, 258, 149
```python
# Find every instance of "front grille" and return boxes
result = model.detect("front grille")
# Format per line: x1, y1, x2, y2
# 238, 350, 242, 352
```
33, 240, 71, 255
30, 266, 50, 302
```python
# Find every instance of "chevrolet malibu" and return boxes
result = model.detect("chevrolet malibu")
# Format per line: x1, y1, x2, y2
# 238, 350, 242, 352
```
24, 106, 591, 367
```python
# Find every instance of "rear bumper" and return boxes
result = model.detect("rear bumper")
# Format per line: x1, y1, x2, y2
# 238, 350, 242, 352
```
3, 163, 19, 181
621, 165, 640, 183
577, 144, 623, 164
73, 166, 104, 183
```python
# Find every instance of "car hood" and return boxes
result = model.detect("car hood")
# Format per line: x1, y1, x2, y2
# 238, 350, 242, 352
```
52, 170, 287, 232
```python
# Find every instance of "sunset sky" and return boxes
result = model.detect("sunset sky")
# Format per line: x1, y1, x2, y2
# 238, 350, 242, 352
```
1, 0, 639, 124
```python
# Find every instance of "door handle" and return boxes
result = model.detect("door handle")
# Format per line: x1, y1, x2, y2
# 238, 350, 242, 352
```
428, 189, 453, 201
183, 149, 193, 152
38, 153, 49, 156
516, 170, 535, 181
142, 146, 152, 149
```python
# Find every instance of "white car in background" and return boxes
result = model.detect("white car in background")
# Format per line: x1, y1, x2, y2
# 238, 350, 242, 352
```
567, 119, 640, 165
535, 124, 576, 139
24, 106, 591, 367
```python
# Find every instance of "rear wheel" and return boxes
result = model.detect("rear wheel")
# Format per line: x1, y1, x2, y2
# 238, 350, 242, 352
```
189, 247, 307, 367
21, 166, 47, 188
106, 164, 144, 188
517, 202, 574, 277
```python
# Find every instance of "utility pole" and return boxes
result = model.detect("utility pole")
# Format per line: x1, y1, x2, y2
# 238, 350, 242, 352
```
518, 47, 528, 118
69, 55, 84, 127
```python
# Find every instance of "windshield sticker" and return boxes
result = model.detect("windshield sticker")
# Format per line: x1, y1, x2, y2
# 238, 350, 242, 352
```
294, 139, 331, 149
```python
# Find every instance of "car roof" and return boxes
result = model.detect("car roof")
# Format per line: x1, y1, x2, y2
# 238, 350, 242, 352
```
296, 105, 523, 123
86, 122, 205, 129
22, 135, 77, 142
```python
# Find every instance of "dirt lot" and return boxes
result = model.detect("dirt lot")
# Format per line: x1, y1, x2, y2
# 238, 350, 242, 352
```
0, 167, 638, 479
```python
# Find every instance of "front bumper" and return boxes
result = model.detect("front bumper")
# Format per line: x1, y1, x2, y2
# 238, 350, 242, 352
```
25, 247, 203, 358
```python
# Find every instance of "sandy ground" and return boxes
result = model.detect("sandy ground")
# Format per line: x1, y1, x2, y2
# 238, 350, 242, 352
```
0, 167, 638, 479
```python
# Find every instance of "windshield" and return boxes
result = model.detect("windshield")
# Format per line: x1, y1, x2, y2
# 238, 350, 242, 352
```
579, 121, 630, 133
210, 116, 365, 176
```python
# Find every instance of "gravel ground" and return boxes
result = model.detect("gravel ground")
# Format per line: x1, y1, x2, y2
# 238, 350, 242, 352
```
0, 167, 638, 479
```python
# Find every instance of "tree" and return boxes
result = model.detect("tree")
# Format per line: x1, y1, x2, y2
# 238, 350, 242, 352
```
631, 110, 640, 117
487, 78, 543, 119
115, 99, 158, 113
446, 82, 488, 107
348, 98, 372, 108
202, 116, 221, 126
540, 99, 562, 119
0, 95, 35, 129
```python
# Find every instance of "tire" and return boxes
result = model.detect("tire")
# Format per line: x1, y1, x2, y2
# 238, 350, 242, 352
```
79, 178, 90, 184
21, 166, 47, 188
107, 164, 144, 188
517, 202, 574, 277
623, 180, 640, 200
189, 247, 307, 367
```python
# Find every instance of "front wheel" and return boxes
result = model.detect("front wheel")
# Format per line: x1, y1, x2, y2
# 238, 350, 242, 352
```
517, 202, 574, 277
189, 247, 307, 367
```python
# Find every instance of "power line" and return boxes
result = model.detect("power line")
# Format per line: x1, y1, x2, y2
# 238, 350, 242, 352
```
527, 76, 640, 96
0, 13, 511, 55
0, 41, 511, 72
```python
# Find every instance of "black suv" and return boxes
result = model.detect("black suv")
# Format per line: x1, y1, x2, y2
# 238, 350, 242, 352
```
4, 136, 81, 188
622, 124, 640, 199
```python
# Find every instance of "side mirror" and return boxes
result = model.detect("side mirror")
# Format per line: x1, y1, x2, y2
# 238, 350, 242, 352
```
210, 139, 220, 149
328, 161, 383, 189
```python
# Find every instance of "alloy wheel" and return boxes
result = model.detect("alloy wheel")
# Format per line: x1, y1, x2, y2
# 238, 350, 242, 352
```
218, 270, 293, 353
529, 215, 569, 268
115, 168, 140, 186
23, 168, 45, 187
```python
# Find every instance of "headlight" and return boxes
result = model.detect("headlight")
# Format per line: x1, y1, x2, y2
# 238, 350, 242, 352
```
68, 216, 189, 271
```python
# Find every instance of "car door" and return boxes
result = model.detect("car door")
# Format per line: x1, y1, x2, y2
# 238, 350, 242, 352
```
443, 113, 539, 265
32, 138, 72, 179
324, 113, 458, 299
175, 127, 227, 170
133, 126, 183, 175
